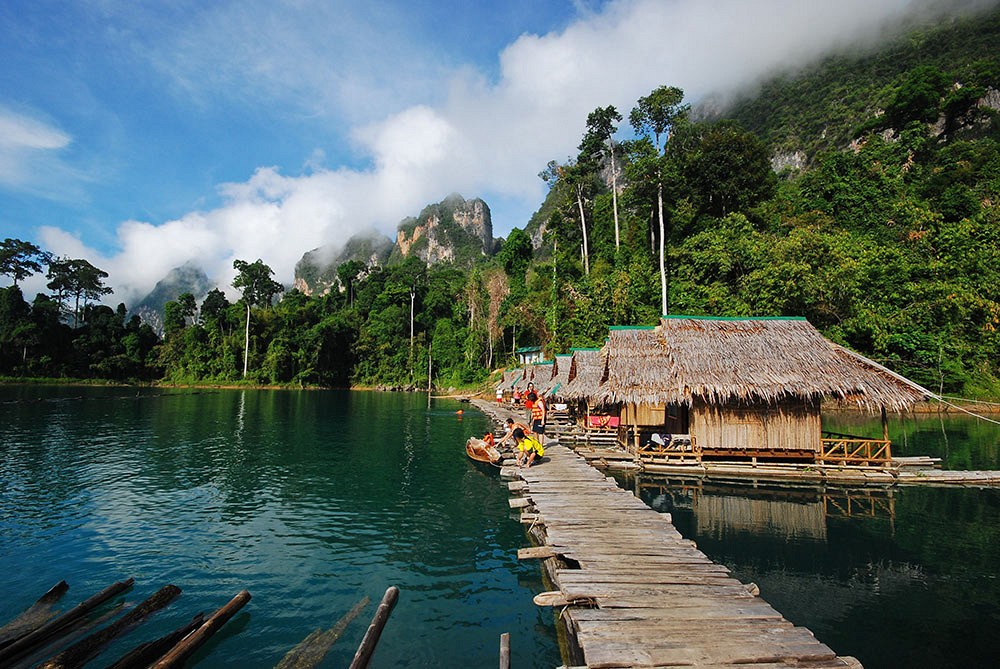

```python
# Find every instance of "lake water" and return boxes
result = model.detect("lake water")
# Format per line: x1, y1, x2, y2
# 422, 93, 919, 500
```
614, 410, 1000, 669
4, 389, 999, 669
0, 387, 560, 668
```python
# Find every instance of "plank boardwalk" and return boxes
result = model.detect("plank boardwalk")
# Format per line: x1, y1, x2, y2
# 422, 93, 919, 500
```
511, 443, 860, 668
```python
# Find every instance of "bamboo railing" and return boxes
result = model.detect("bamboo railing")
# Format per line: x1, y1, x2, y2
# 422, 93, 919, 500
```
819, 431, 892, 465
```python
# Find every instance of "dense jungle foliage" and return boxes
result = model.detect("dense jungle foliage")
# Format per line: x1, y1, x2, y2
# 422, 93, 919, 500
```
1, 10, 999, 396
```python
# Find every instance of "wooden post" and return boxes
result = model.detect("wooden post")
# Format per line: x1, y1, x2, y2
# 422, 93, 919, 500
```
499, 632, 510, 669
150, 590, 251, 669
0, 578, 134, 665
881, 405, 889, 442
348, 586, 399, 669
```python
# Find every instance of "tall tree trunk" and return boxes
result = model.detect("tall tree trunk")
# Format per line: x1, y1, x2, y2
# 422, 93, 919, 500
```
576, 186, 590, 275
242, 303, 250, 378
610, 144, 620, 249
409, 288, 415, 380
658, 182, 667, 316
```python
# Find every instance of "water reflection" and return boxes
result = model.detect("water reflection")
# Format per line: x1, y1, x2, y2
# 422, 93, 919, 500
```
613, 469, 1000, 669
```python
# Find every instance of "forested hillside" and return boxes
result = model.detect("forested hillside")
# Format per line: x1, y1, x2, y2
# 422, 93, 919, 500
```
1, 9, 998, 396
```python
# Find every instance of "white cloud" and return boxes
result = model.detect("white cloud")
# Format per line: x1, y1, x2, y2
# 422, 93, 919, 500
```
0, 107, 79, 195
55, 0, 1000, 305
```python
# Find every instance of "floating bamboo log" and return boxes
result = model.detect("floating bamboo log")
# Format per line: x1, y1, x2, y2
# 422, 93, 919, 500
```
38, 584, 181, 669
149, 590, 251, 669
106, 614, 205, 669
348, 586, 399, 669
0, 578, 134, 665
276, 596, 370, 669
0, 580, 69, 650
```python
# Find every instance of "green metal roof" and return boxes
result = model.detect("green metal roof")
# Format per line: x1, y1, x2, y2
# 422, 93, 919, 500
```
660, 314, 807, 321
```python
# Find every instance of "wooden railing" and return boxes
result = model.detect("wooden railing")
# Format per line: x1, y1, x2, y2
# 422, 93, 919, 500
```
819, 431, 892, 465
637, 433, 701, 464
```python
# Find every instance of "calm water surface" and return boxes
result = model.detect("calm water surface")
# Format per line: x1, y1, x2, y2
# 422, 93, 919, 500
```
0, 387, 560, 667
614, 411, 1000, 669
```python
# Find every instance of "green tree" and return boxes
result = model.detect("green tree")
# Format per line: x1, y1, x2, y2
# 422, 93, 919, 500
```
45, 257, 114, 328
629, 85, 689, 315
0, 238, 49, 287
681, 121, 777, 218
580, 106, 623, 248
232, 259, 283, 378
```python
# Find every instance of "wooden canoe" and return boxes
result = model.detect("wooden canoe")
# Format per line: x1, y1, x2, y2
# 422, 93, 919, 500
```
466, 437, 502, 466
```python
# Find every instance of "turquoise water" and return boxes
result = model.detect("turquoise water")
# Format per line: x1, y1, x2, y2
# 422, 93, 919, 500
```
615, 412, 1000, 669
0, 387, 559, 667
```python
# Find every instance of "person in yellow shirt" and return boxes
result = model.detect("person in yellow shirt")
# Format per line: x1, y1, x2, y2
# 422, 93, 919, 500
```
512, 427, 544, 468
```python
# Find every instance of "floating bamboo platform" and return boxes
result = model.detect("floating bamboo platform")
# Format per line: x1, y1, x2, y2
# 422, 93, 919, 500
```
473, 400, 1000, 488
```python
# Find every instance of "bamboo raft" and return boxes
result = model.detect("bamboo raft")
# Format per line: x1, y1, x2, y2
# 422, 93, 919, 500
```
505, 443, 861, 668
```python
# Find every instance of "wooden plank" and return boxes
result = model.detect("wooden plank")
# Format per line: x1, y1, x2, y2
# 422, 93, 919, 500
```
507, 497, 532, 509
517, 546, 557, 560
462, 416, 855, 669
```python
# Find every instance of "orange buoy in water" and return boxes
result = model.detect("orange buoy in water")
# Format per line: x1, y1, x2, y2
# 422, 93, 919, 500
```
456, 409, 464, 415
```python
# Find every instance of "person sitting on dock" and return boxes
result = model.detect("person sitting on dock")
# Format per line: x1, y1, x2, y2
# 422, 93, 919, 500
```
499, 417, 531, 447
512, 427, 544, 468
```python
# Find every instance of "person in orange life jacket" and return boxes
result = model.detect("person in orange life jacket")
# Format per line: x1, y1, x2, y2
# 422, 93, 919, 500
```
512, 427, 544, 467
524, 382, 535, 409
527, 391, 546, 439
500, 417, 531, 448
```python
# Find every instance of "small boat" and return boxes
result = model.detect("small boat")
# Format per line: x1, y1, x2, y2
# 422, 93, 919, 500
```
466, 437, 502, 466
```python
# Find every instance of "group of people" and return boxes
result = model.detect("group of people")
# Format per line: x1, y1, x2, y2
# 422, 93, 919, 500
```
500, 382, 547, 467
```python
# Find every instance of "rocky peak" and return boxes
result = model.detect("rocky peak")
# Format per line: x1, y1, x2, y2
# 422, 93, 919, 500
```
391, 194, 493, 266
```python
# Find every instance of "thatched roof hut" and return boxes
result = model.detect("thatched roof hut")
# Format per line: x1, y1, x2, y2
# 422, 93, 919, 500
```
593, 316, 932, 456
560, 348, 607, 402
542, 354, 574, 398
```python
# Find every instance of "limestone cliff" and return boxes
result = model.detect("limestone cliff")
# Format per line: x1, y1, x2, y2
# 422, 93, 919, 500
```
293, 231, 393, 296
389, 193, 494, 266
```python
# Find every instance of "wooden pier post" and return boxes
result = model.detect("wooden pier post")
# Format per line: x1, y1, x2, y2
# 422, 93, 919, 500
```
499, 632, 510, 669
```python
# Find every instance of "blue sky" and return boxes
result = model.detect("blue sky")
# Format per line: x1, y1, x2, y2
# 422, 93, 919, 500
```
1, 0, 994, 304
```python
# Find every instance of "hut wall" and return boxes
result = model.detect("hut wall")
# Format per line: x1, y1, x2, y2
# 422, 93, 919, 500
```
621, 403, 665, 426
691, 398, 821, 453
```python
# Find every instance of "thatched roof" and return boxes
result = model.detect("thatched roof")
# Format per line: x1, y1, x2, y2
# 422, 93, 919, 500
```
495, 368, 521, 391
512, 362, 553, 393
560, 348, 606, 402
593, 317, 930, 412
542, 354, 574, 397
593, 327, 674, 406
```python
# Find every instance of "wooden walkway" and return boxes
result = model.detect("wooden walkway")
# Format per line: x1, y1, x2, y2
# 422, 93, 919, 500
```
504, 442, 860, 667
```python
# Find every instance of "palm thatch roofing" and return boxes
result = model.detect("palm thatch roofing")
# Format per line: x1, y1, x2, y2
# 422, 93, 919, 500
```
541, 354, 574, 397
593, 317, 930, 412
560, 348, 607, 402
495, 369, 521, 391
512, 361, 554, 393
